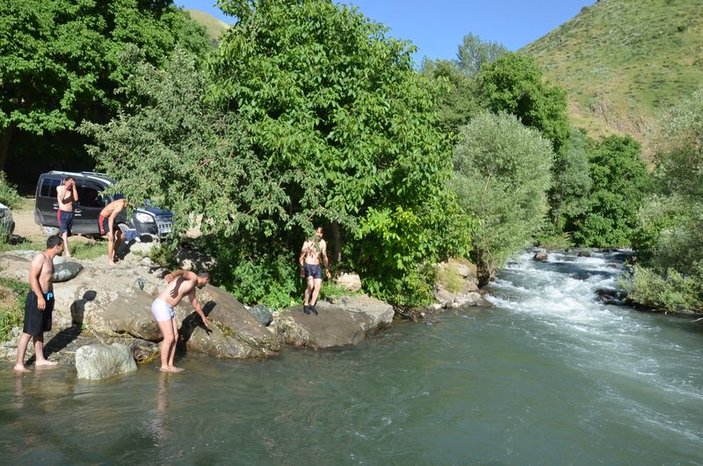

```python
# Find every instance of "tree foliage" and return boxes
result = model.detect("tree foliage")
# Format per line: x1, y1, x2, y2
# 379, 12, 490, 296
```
626, 88, 703, 313
451, 111, 554, 283
456, 33, 507, 76
207, 0, 469, 305
549, 128, 593, 234
0, 0, 212, 175
82, 49, 299, 306
478, 53, 570, 152
570, 135, 650, 247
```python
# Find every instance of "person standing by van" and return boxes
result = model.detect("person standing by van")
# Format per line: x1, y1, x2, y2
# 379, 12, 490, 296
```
56, 176, 78, 258
99, 197, 128, 265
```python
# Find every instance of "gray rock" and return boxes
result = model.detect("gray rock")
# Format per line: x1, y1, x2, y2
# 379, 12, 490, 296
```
271, 294, 393, 349
248, 304, 274, 326
178, 285, 282, 358
52, 261, 84, 282
75, 343, 137, 380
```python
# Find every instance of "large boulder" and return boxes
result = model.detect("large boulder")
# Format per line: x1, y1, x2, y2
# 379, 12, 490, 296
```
176, 285, 282, 358
75, 343, 137, 380
271, 294, 393, 349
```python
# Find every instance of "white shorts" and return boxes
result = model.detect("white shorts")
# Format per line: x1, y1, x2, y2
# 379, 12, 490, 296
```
151, 298, 175, 321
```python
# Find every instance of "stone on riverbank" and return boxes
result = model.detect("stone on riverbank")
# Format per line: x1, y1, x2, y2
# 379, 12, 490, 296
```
271, 295, 394, 349
75, 343, 137, 380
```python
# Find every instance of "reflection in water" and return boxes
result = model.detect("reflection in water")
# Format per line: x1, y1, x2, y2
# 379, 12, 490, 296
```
143, 372, 170, 446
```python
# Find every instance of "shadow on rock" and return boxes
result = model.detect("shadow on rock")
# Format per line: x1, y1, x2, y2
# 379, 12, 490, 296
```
176, 301, 215, 356
70, 290, 97, 325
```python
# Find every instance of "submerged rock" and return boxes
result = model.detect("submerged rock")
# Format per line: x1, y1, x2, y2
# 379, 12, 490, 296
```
75, 343, 137, 380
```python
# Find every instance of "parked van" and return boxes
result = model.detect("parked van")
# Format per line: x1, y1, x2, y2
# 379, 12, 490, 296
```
34, 171, 173, 240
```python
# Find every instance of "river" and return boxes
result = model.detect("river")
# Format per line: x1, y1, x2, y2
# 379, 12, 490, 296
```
1, 250, 702, 464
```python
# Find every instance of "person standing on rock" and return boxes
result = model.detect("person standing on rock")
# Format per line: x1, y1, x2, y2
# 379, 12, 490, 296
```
14, 235, 64, 372
150, 270, 211, 373
299, 226, 331, 315
98, 197, 128, 265
56, 176, 78, 258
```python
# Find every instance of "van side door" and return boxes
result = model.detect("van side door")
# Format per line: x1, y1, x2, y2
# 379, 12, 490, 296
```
34, 176, 61, 228
73, 181, 106, 234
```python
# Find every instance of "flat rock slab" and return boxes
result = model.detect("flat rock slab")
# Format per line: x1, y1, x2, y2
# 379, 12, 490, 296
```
272, 295, 394, 349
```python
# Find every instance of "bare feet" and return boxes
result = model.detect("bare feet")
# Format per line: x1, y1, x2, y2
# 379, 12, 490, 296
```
160, 366, 185, 373
35, 360, 59, 368
13, 364, 30, 373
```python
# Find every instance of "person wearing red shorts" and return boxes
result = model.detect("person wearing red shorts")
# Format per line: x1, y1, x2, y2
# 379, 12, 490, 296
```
98, 197, 128, 265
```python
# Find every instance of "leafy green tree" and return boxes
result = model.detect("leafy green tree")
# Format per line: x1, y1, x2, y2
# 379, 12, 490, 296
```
209, 0, 469, 305
82, 49, 296, 306
570, 135, 650, 247
0, 0, 212, 176
478, 53, 570, 152
451, 111, 554, 284
456, 33, 507, 76
420, 59, 480, 139
549, 127, 593, 234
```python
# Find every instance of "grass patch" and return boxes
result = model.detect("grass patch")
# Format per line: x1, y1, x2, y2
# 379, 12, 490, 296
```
0, 276, 29, 341
71, 241, 106, 260
435, 262, 466, 294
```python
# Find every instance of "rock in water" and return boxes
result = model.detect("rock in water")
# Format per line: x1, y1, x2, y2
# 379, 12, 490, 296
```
52, 261, 83, 282
75, 343, 137, 380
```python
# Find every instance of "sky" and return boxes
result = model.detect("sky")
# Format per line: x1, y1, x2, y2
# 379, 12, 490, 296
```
175, 0, 595, 61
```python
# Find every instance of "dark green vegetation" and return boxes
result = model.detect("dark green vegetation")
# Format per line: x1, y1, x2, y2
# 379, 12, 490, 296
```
0, 276, 29, 341
524, 0, 703, 157
624, 88, 703, 313
1, 0, 698, 312
0, 0, 213, 187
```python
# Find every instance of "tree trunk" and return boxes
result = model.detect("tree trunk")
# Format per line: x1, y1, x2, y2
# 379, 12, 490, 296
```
330, 220, 342, 264
0, 123, 14, 173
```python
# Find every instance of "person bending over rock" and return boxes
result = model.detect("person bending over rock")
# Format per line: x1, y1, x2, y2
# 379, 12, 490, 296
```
150, 270, 210, 373
14, 235, 64, 372
98, 197, 128, 265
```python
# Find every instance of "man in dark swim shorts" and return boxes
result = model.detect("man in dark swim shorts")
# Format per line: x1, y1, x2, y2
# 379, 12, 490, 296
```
56, 176, 78, 257
299, 226, 331, 315
14, 235, 64, 372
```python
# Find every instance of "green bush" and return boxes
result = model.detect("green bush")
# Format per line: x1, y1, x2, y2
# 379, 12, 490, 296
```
0, 276, 29, 341
623, 264, 703, 313
0, 172, 22, 209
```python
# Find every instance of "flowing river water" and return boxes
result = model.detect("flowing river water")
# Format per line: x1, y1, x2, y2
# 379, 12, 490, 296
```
1, 251, 702, 464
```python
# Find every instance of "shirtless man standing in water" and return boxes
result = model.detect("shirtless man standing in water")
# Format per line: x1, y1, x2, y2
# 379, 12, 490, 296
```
150, 270, 211, 372
299, 226, 331, 315
14, 235, 63, 372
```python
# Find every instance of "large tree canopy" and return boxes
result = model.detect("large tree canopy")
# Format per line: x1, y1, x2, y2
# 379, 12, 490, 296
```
0, 0, 211, 174
478, 53, 570, 153
208, 0, 469, 304
451, 111, 554, 283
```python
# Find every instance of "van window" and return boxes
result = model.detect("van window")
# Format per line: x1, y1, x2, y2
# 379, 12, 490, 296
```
40, 178, 61, 198
77, 185, 104, 208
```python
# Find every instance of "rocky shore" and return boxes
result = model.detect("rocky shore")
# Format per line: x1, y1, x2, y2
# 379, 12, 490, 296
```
0, 247, 487, 379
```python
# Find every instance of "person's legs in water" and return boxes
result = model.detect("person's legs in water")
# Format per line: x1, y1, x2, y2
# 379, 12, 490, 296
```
166, 318, 183, 372
13, 333, 32, 372
157, 319, 178, 372
33, 334, 57, 368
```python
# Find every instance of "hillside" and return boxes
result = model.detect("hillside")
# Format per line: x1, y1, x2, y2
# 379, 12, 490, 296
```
186, 9, 230, 43
523, 0, 703, 157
